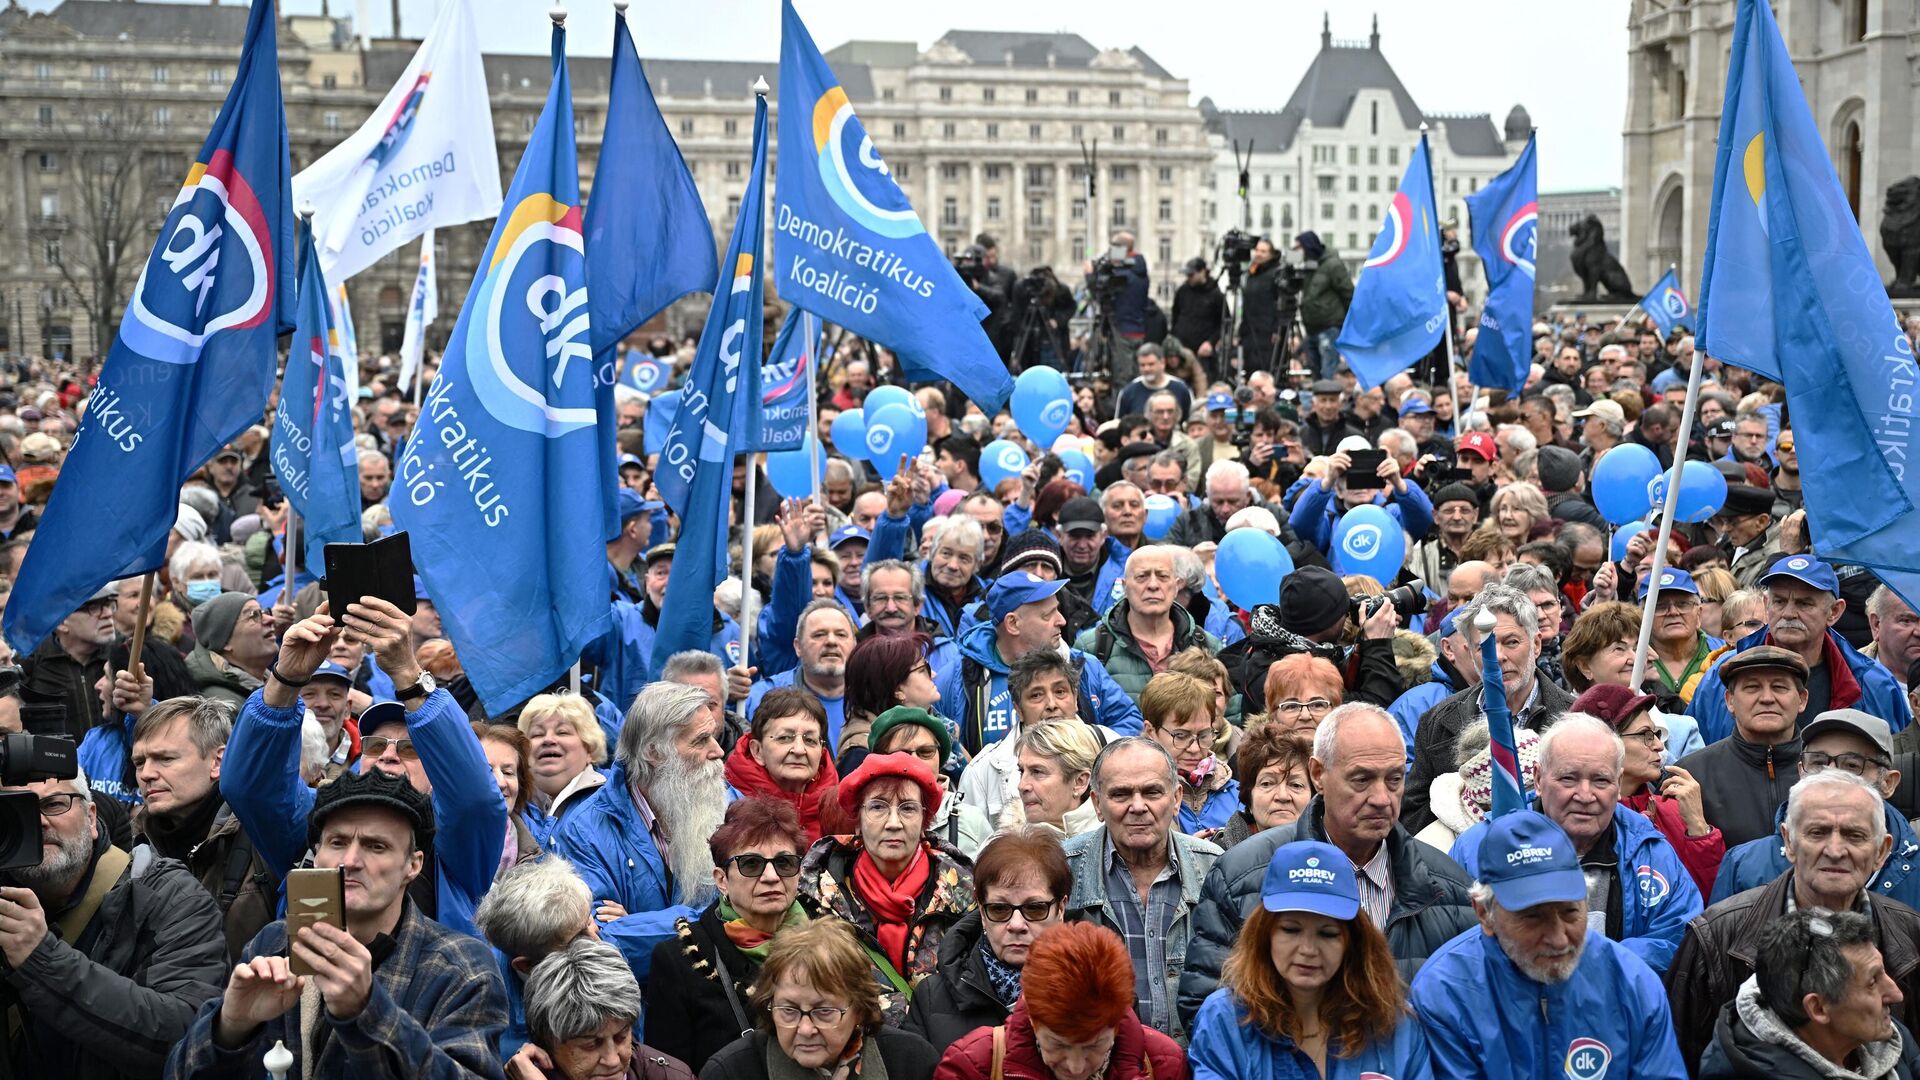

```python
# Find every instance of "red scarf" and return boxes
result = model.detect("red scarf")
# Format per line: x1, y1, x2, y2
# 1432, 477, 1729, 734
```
723, 736, 841, 842
850, 844, 929, 975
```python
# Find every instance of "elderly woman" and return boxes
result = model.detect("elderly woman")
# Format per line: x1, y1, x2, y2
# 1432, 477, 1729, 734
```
648, 798, 815, 1074
837, 632, 945, 765
510, 937, 692, 1080
935, 922, 1186, 1080
1720, 587, 1768, 642
700, 919, 940, 1080
1188, 842, 1431, 1079
1413, 720, 1544, 854
475, 722, 542, 871
724, 688, 839, 842
1142, 671, 1239, 835
1457, 525, 1515, 575
1490, 482, 1549, 546
1691, 566, 1738, 640
1573, 684, 1724, 896
518, 693, 610, 851
1217, 725, 1314, 850
798, 752, 976, 1022
906, 828, 1070, 1053
1169, 645, 1244, 754
1562, 601, 1704, 762
1260, 653, 1344, 741
1010, 718, 1101, 836
865, 706, 991, 858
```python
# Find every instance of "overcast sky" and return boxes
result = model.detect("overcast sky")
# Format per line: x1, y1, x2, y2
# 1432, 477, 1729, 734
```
30, 0, 1630, 191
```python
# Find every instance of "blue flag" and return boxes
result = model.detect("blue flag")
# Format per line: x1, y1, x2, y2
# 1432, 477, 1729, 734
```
619, 351, 671, 395
775, 0, 1012, 412
271, 217, 364, 576
1336, 134, 1447, 390
745, 308, 816, 452
1464, 133, 1537, 394
1640, 267, 1694, 338
652, 92, 770, 674
1698, 0, 1920, 608
392, 24, 610, 713
642, 389, 681, 457
4, 0, 293, 654
586, 7, 717, 543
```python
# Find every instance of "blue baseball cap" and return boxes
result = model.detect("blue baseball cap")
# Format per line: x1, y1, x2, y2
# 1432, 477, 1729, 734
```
617, 453, 645, 470
617, 487, 648, 523
358, 701, 407, 738
1478, 810, 1588, 910
1204, 391, 1233, 413
309, 661, 354, 686
413, 575, 432, 603
1261, 840, 1360, 919
1437, 607, 1464, 640
986, 571, 1066, 625
1636, 566, 1700, 600
1398, 398, 1434, 417
1760, 554, 1839, 595
829, 525, 871, 550
0, 464, 15, 485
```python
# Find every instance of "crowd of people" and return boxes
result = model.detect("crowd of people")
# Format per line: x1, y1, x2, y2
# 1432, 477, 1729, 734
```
10, 239, 1920, 1080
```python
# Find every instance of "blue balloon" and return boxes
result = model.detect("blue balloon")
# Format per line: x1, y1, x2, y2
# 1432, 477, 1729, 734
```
1332, 504, 1408, 586
980, 439, 1029, 493
862, 384, 920, 421
1215, 528, 1294, 610
1010, 366, 1073, 446
1057, 449, 1094, 489
863, 402, 927, 481
1591, 444, 1662, 524
1610, 520, 1651, 562
829, 407, 867, 461
1648, 460, 1729, 524
1142, 494, 1180, 540
765, 434, 827, 500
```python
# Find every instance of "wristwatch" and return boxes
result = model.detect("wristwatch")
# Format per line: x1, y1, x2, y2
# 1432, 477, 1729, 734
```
395, 671, 437, 702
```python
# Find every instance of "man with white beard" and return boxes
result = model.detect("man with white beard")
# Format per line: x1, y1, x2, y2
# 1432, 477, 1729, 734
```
555, 680, 728, 981
1410, 810, 1687, 1078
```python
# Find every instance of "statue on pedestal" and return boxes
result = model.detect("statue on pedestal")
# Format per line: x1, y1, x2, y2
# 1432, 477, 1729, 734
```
1882, 176, 1920, 297
1570, 215, 1637, 302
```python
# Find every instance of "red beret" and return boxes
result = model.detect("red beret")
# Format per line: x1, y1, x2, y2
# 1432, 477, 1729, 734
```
836, 752, 943, 822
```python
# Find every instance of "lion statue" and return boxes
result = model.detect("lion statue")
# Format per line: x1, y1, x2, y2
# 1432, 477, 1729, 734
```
1882, 176, 1920, 296
1569, 215, 1636, 302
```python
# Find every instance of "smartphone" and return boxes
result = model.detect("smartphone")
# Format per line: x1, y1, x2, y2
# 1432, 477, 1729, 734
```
285, 866, 346, 974
322, 531, 417, 616
1345, 449, 1388, 489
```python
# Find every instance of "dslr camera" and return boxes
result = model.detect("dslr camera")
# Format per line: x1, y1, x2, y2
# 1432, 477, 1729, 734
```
0, 731, 79, 870
1350, 579, 1430, 622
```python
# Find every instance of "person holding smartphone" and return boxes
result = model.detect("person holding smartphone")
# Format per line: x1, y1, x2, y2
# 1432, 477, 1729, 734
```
1287, 435, 1435, 558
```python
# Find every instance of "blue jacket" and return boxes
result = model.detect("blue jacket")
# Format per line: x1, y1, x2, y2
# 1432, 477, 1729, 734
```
1288, 476, 1436, 554
869, 508, 913, 565
1687, 626, 1912, 745
582, 600, 743, 712
1711, 798, 1920, 907
745, 668, 847, 747
77, 712, 139, 804
1089, 535, 1131, 615
1180, 778, 1242, 835
1190, 987, 1433, 1080
221, 687, 507, 939
754, 546, 812, 678
1389, 664, 1460, 760
921, 572, 990, 642
1409, 928, 1688, 1080
551, 761, 698, 984
942, 620, 1143, 751
1450, 802, 1702, 974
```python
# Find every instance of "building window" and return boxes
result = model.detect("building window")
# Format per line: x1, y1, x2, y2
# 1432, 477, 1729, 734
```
1158, 198, 1172, 223
154, 107, 170, 128
43, 238, 61, 265
1028, 199, 1045, 226
322, 74, 337, 90
1349, 146, 1359, 165
1321, 202, 1335, 220
1112, 125, 1124, 142
1260, 204, 1273, 228
680, 118, 695, 137
1261, 174, 1271, 192
35, 63, 53, 82
1111, 165, 1131, 183
1112, 197, 1127, 226
1026, 165, 1048, 187
986, 122, 999, 141
1370, 101, 1379, 136
1028, 238, 1044, 261
1470, 177, 1480, 192
36, 153, 57, 172
983, 87, 995, 103
1449, 177, 1459, 194
1025, 88, 1038, 104
35, 105, 53, 128
942, 164, 961, 181
1157, 236, 1172, 263
324, 111, 341, 131
1389, 147, 1400, 165
727, 196, 740, 218
893, 122, 906, 139
1029, 123, 1042, 140
986, 165, 1002, 181
1157, 166, 1172, 184
726, 160, 742, 179
1071, 197, 1086, 221
882, 88, 895, 102
1067, 89, 1080, 105
1072, 238, 1086, 261
939, 86, 952, 102
1155, 127, 1168, 145
894, 162, 909, 180
987, 197, 1002, 221
1389, 175, 1398, 191
93, 64, 110, 82
1317, 176, 1336, 193
152, 65, 169, 83
39, 192, 60, 220
1347, 176, 1358, 192
942, 122, 956, 139
1368, 176, 1379, 192
724, 119, 738, 136
1348, 204, 1358, 220
1348, 232, 1359, 249
1284, 175, 1293, 193
1282, 205, 1293, 229
942, 197, 958, 226
1109, 90, 1122, 106
1368, 204, 1378, 220
1070, 123, 1083, 140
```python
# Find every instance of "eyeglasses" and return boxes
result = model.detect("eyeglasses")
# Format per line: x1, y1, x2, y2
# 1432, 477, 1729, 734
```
867, 593, 915, 608
1156, 727, 1214, 748
1619, 728, 1664, 749
1653, 597, 1700, 613
362, 736, 419, 760
761, 731, 823, 750
978, 521, 1005, 535
772, 1005, 848, 1028
1801, 750, 1889, 776
38, 793, 81, 818
1730, 618, 1767, 634
981, 899, 1058, 923
238, 606, 271, 625
78, 598, 115, 616
861, 800, 924, 821
1274, 698, 1334, 719
726, 852, 802, 878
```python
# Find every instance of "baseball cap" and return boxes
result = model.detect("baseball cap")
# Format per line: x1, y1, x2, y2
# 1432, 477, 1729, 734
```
0, 464, 15, 485
829, 525, 872, 550
986, 571, 1067, 625
1260, 840, 1360, 919
358, 701, 408, 738
1705, 418, 1736, 440
1718, 644, 1811, 687
1478, 810, 1588, 910
213, 445, 243, 462
1571, 400, 1626, 426
1399, 398, 1434, 417
1636, 567, 1700, 600
1205, 391, 1233, 413
1455, 432, 1497, 461
1334, 435, 1372, 455
1057, 496, 1105, 535
1800, 708, 1894, 760
412, 575, 432, 603
1760, 554, 1839, 596
617, 487, 648, 523
1309, 379, 1343, 396
617, 453, 645, 470
1181, 256, 1209, 275
308, 661, 355, 687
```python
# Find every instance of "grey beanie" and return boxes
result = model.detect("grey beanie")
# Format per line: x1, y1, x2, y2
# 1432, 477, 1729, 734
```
191, 591, 252, 653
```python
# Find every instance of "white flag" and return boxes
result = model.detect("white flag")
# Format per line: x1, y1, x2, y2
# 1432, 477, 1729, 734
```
330, 283, 363, 404
293, 0, 500, 282
397, 231, 438, 394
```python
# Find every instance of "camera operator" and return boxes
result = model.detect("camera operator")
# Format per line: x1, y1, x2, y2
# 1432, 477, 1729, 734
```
1091, 231, 1151, 384
1171, 257, 1226, 382
1293, 231, 1354, 379
1237, 236, 1283, 375
1005, 266, 1076, 371
965, 234, 1017, 359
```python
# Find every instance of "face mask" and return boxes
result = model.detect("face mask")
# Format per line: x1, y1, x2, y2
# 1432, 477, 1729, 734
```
186, 580, 222, 605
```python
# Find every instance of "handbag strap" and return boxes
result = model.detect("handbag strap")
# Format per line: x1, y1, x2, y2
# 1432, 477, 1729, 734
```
990, 1025, 1006, 1080
712, 943, 754, 1037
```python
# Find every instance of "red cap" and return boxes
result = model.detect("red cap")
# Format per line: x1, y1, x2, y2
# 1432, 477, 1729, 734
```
836, 752, 944, 822
1455, 431, 1498, 461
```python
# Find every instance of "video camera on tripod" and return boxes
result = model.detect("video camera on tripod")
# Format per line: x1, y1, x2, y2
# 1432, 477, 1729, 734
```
0, 731, 79, 870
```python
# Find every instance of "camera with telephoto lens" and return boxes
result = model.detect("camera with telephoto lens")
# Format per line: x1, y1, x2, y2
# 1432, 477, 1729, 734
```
0, 731, 80, 870
1274, 260, 1308, 296
952, 244, 987, 285
1350, 579, 1430, 622
1229, 385, 1259, 453
1218, 229, 1257, 271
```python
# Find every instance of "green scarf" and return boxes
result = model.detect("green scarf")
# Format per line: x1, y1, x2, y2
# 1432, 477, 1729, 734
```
718, 897, 809, 962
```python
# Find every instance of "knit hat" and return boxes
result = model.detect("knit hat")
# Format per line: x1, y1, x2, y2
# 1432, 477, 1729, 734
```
1279, 566, 1349, 638
307, 766, 435, 851
1430, 482, 1479, 510
837, 751, 943, 822
1535, 446, 1582, 495
999, 529, 1066, 578
1457, 725, 1543, 824
190, 591, 252, 653
866, 707, 953, 769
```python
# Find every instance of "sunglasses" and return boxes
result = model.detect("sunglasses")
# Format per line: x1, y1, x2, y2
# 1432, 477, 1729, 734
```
362, 736, 418, 760
981, 899, 1058, 923
726, 852, 802, 878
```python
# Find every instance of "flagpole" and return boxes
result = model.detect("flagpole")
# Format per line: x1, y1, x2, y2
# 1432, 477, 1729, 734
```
1627, 342, 1707, 689
286, 507, 300, 595
737, 72, 771, 682
804, 310, 825, 545
126, 572, 155, 681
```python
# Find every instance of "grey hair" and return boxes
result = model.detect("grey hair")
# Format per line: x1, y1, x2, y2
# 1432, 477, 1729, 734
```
1311, 702, 1404, 768
1204, 458, 1251, 495
1755, 909, 1875, 1028
824, 457, 854, 484
524, 937, 643, 1047
1468, 880, 1499, 911
168, 540, 222, 583
1100, 481, 1145, 511
1496, 424, 1538, 455
1167, 545, 1207, 595
1378, 428, 1417, 459
300, 716, 330, 782
1722, 589, 1767, 627
1090, 735, 1177, 792
935, 515, 985, 561
475, 856, 594, 961
1490, 482, 1549, 522
1785, 768, 1887, 849
1502, 563, 1558, 598
1454, 720, 1492, 770
1148, 450, 1185, 474
1535, 712, 1624, 778
659, 650, 723, 686
71, 762, 92, 804
1868, 584, 1911, 621
132, 696, 234, 757
797, 597, 856, 635
616, 682, 712, 793
1457, 581, 1541, 641
860, 559, 924, 608
1016, 718, 1102, 780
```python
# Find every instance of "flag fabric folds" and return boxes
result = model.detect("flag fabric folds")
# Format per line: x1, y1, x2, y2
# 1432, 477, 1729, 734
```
1464, 133, 1537, 394
392, 23, 609, 714
294, 0, 500, 283
1477, 621, 1528, 818
5, 0, 294, 653
1640, 267, 1694, 338
1335, 133, 1447, 390
397, 230, 438, 394
745, 308, 816, 452
774, 0, 1012, 412
272, 216, 364, 575
652, 90, 770, 675
1697, 0, 1920, 608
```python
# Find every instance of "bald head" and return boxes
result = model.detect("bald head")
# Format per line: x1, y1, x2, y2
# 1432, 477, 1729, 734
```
1448, 560, 1496, 604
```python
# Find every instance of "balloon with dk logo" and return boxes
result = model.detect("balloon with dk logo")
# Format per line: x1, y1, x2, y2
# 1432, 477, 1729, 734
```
863, 402, 925, 481
1215, 528, 1294, 610
829, 407, 867, 461
980, 439, 1029, 493
1142, 494, 1179, 540
1057, 450, 1094, 490
765, 434, 827, 500
1332, 504, 1407, 586
1646, 460, 1728, 524
1590, 444, 1662, 525
1010, 366, 1073, 446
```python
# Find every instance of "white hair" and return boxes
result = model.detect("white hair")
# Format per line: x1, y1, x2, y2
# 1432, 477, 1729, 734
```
1204, 459, 1251, 496
1100, 481, 1144, 511
1377, 428, 1417, 459
935, 515, 985, 560
1496, 424, 1538, 455
1535, 712, 1624, 777
300, 717, 330, 784
168, 540, 222, 583
1785, 769, 1886, 849
1310, 702, 1404, 768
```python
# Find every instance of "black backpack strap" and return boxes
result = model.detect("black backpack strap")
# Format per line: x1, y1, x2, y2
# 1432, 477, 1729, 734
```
1091, 625, 1115, 667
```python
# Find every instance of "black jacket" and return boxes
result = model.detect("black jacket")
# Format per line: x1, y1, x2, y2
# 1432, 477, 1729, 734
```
647, 903, 767, 1075
903, 911, 1009, 1055
1238, 260, 1284, 367
1176, 795, 1476, 1030
1702, 1002, 1920, 1079
131, 800, 275, 963
1673, 733, 1803, 850
1218, 622, 1401, 717
698, 1027, 938, 1080
1170, 278, 1226, 354
1547, 491, 1609, 529
1402, 677, 1576, 834
20, 633, 105, 738
1300, 413, 1361, 458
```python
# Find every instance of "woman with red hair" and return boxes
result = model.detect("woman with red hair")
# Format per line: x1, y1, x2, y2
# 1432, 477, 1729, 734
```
723, 687, 839, 842
935, 921, 1186, 1080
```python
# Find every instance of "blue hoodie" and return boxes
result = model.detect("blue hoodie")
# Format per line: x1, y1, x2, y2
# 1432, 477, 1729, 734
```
1288, 475, 1436, 554
1389, 663, 1461, 761
1711, 798, 1920, 908
941, 620, 1143, 751
1189, 987, 1434, 1080
1686, 625, 1912, 745
551, 761, 699, 984
581, 600, 743, 712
